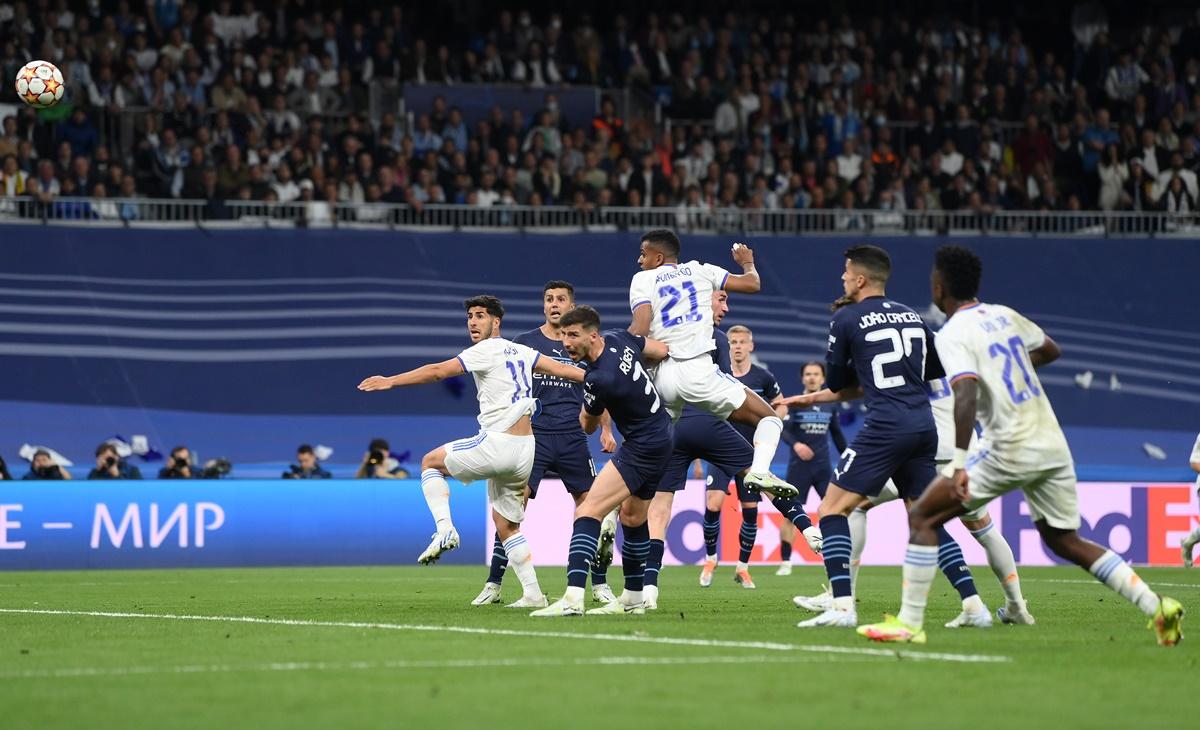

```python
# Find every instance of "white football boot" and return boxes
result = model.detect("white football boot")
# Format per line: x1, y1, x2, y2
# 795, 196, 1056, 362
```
530, 594, 584, 617
506, 594, 548, 609
591, 583, 617, 604
793, 584, 833, 612
796, 608, 857, 629
470, 582, 502, 606
417, 528, 460, 564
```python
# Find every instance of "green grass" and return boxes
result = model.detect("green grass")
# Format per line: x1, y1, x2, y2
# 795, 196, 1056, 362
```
1, 565, 1197, 729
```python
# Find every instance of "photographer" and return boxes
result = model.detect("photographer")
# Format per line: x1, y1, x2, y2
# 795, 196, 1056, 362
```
283, 444, 332, 479
354, 438, 407, 479
0, 454, 11, 480
158, 446, 196, 479
21, 450, 71, 480
87, 442, 143, 480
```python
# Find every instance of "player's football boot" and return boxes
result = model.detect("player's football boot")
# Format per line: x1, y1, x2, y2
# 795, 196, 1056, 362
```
996, 603, 1037, 625
470, 582, 502, 606
586, 597, 646, 615
591, 583, 617, 604
1149, 596, 1184, 647
797, 608, 857, 629
944, 607, 994, 628
642, 585, 659, 610
793, 585, 833, 612
801, 525, 824, 554
506, 593, 548, 609
857, 615, 926, 643
417, 528, 460, 564
595, 511, 617, 572
775, 563, 793, 576
744, 472, 799, 499
530, 594, 584, 617
699, 557, 717, 587
734, 567, 756, 589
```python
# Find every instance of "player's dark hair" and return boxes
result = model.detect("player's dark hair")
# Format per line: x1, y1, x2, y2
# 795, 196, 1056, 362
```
463, 295, 504, 320
559, 305, 601, 331
543, 280, 575, 300
801, 361, 826, 376
95, 442, 118, 457
297, 444, 314, 455
368, 438, 389, 452
934, 245, 983, 301
844, 244, 891, 283
641, 229, 681, 259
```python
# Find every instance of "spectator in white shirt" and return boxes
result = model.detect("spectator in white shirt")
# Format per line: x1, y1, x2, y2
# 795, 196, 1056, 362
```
939, 138, 965, 176
836, 136, 863, 181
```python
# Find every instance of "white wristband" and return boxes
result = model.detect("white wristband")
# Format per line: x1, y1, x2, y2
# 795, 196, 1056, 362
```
940, 448, 969, 479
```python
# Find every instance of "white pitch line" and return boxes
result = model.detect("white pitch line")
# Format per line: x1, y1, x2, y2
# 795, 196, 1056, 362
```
0, 653, 874, 681
1027, 579, 1199, 589
0, 608, 1011, 664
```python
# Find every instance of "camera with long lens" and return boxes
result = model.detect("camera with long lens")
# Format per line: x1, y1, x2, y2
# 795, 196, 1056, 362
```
104, 455, 116, 468
367, 450, 386, 465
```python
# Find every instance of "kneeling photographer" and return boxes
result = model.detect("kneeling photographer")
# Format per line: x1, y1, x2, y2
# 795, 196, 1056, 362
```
158, 446, 196, 479
283, 444, 332, 479
87, 442, 143, 480
354, 438, 407, 479
22, 449, 72, 480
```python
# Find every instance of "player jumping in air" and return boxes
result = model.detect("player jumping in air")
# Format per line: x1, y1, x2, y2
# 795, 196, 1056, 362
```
532, 306, 673, 617
358, 295, 585, 608
471, 281, 621, 607
643, 295, 820, 608
858, 245, 1184, 646
627, 229, 798, 500
779, 245, 988, 630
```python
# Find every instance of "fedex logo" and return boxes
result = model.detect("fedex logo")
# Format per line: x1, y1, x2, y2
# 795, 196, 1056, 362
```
1001, 484, 1198, 566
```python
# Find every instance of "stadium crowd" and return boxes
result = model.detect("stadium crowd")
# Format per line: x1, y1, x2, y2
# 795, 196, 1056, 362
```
1, 2, 1200, 216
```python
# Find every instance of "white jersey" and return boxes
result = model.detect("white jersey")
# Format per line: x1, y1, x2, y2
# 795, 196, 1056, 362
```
935, 302, 1071, 471
1191, 432, 1200, 490
629, 260, 731, 360
456, 337, 540, 432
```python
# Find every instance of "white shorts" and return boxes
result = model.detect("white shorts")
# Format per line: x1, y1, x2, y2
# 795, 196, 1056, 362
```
869, 471, 988, 521
443, 431, 536, 524
962, 453, 1080, 530
654, 354, 747, 421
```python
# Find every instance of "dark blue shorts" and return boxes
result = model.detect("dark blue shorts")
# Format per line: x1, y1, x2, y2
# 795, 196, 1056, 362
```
706, 467, 759, 502
657, 414, 752, 494
529, 431, 596, 498
613, 435, 673, 501
832, 426, 937, 500
786, 458, 832, 503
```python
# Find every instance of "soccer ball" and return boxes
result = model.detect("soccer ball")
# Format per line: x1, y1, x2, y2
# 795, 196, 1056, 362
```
14, 60, 65, 108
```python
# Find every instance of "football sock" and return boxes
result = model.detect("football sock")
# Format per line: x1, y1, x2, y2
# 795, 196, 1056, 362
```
771, 497, 814, 532
820, 514, 853, 609
1183, 527, 1200, 551
849, 507, 868, 595
970, 520, 1025, 606
621, 521, 651, 593
501, 533, 540, 597
749, 416, 784, 473
566, 516, 602, 599
780, 539, 792, 562
702, 508, 721, 558
738, 507, 758, 563
487, 533, 508, 584
937, 527, 979, 600
644, 538, 665, 588
1089, 549, 1159, 616
420, 469, 453, 531
898, 544, 939, 628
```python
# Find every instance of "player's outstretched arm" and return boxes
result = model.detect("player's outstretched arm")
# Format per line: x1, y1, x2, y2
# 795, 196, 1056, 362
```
357, 358, 464, 391
534, 357, 585, 383
641, 337, 670, 363
628, 303, 652, 336
1029, 335, 1062, 368
724, 242, 762, 293
774, 385, 863, 407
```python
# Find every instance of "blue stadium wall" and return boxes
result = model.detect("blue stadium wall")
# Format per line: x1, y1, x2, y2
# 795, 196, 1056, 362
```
1, 226, 1196, 481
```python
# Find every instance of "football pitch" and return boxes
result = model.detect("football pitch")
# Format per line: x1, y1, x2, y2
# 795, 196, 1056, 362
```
2, 565, 1196, 729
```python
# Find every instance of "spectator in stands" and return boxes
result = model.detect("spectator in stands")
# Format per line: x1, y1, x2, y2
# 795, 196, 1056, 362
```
87, 442, 143, 480
22, 449, 71, 480
283, 444, 332, 479
0, 154, 29, 196
158, 446, 195, 479
1098, 145, 1129, 211
355, 438, 406, 479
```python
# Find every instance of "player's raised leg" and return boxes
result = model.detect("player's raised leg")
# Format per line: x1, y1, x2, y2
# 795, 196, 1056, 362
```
728, 392, 796, 499
417, 447, 461, 564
